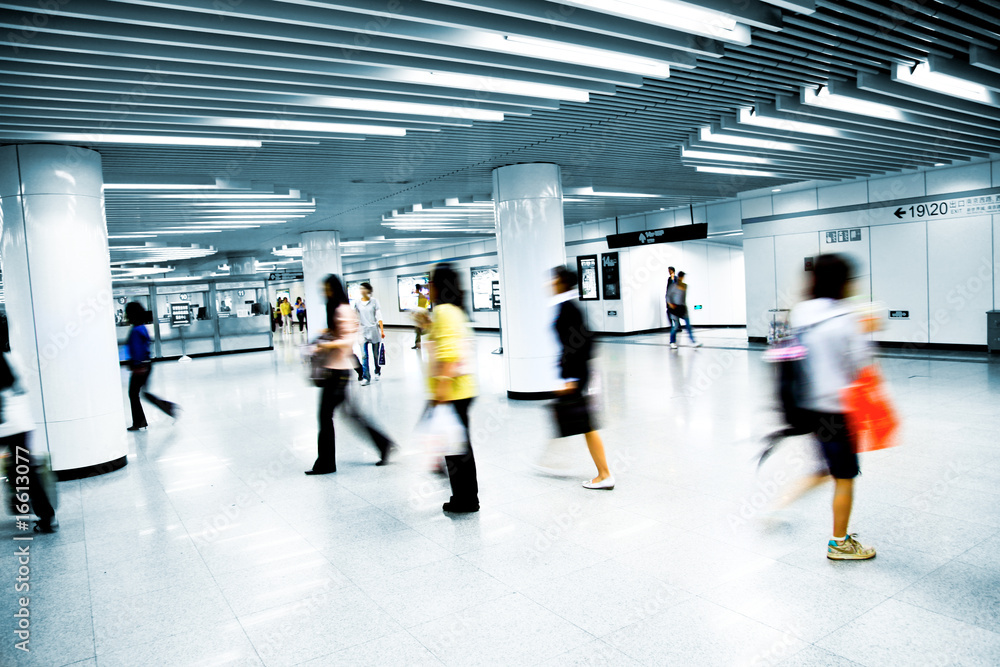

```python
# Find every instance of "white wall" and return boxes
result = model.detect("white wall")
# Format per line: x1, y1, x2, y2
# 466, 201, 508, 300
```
344, 228, 746, 334
740, 159, 1000, 346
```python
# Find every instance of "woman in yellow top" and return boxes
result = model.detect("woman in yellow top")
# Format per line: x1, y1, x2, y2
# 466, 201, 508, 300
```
427, 264, 479, 513
279, 297, 293, 334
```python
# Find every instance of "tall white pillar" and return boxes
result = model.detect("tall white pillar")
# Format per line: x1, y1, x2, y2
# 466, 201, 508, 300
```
300, 231, 342, 340
228, 254, 257, 276
0, 144, 128, 478
492, 163, 567, 399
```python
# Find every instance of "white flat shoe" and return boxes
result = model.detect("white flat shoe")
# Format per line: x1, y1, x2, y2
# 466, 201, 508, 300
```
583, 476, 615, 490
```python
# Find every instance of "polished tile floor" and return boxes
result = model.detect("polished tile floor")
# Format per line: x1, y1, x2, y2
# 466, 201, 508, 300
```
3, 326, 999, 666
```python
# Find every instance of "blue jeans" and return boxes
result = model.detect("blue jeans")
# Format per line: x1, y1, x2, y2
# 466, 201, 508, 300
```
360, 340, 381, 380
669, 313, 696, 344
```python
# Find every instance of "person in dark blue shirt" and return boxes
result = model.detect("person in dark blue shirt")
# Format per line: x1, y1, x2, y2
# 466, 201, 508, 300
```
125, 302, 178, 431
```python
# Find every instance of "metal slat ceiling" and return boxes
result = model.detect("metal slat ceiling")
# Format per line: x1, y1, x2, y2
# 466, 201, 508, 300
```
0, 0, 997, 269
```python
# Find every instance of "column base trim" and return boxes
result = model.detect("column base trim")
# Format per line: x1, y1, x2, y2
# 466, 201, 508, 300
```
55, 455, 127, 481
507, 390, 555, 401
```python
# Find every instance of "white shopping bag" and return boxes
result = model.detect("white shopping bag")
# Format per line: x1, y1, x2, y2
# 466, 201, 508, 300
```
415, 405, 468, 458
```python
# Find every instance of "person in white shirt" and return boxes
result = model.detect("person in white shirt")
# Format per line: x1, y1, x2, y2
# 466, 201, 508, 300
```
0, 352, 57, 533
354, 282, 385, 386
790, 254, 875, 561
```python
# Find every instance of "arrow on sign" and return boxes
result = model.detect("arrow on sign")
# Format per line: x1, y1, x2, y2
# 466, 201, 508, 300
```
894, 208, 906, 219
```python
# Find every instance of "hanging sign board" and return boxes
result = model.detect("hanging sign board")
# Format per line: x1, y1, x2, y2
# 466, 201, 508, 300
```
157, 283, 209, 295
606, 223, 708, 249
491, 280, 501, 310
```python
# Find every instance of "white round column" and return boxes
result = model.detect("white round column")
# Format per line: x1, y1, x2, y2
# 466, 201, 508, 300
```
492, 163, 567, 399
0, 144, 128, 478
300, 231, 342, 340
228, 254, 257, 276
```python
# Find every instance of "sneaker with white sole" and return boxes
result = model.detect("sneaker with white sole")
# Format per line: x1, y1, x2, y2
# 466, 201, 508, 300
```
670, 343, 678, 349
360, 378, 371, 386
827, 534, 876, 560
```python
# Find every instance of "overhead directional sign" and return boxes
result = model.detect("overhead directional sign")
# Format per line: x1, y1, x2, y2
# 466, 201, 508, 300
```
890, 194, 1000, 220
744, 186, 1000, 237
607, 223, 708, 249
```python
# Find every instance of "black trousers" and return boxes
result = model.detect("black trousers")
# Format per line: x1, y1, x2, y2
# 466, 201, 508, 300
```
314, 369, 392, 472
2, 432, 55, 521
128, 364, 176, 428
442, 398, 479, 506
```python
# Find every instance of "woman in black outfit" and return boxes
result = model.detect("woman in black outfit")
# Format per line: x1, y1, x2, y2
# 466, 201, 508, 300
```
552, 266, 614, 490
306, 275, 393, 475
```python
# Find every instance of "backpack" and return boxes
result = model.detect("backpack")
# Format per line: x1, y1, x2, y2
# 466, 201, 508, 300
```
759, 312, 850, 466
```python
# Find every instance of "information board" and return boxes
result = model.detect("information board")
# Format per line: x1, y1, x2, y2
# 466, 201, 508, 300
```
347, 279, 370, 306
169, 302, 191, 327
577, 255, 599, 301
471, 266, 499, 311
602, 252, 621, 300
397, 273, 430, 311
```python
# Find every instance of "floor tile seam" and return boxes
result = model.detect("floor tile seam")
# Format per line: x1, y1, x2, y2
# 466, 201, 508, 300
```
405, 590, 599, 666
886, 563, 1000, 636
688, 586, 848, 648
160, 485, 266, 667
72, 485, 100, 660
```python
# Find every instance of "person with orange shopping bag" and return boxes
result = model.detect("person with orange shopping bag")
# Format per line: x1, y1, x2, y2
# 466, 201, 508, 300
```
788, 254, 881, 560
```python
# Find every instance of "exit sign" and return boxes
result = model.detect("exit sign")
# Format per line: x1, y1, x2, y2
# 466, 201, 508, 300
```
693, 305, 703, 310
889, 310, 909, 319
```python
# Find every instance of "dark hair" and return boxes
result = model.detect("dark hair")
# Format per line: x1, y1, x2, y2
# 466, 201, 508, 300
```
677, 271, 686, 280
360, 282, 373, 292
668, 266, 675, 272
431, 263, 465, 311
324, 274, 349, 331
553, 265, 578, 291
811, 254, 852, 300
125, 301, 146, 326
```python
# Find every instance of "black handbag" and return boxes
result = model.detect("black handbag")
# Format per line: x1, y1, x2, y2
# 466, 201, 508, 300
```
552, 392, 594, 438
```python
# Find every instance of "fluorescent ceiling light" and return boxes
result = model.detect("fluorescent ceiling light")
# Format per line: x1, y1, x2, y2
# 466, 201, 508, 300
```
0, 132, 261, 147
565, 187, 663, 197
698, 127, 800, 152
802, 86, 905, 122
682, 148, 770, 164
404, 71, 590, 103
561, 0, 751, 45
892, 61, 995, 104
104, 184, 221, 190
737, 108, 841, 138
143, 193, 303, 200
497, 35, 669, 78
310, 95, 504, 122
696, 166, 781, 177
208, 118, 406, 137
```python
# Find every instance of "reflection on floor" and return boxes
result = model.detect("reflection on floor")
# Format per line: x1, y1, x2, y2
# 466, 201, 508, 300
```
3, 327, 999, 666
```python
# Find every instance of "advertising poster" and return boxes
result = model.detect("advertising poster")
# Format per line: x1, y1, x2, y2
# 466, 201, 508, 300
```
602, 252, 620, 300
397, 273, 430, 311
347, 279, 370, 306
577, 255, 599, 301
471, 266, 499, 311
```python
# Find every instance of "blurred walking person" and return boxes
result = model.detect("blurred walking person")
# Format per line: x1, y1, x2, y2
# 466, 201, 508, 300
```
125, 302, 178, 431
295, 297, 307, 332
354, 283, 385, 385
667, 271, 701, 349
789, 254, 876, 560
1, 351, 58, 533
427, 264, 480, 513
279, 297, 293, 334
306, 275, 393, 475
552, 266, 613, 490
